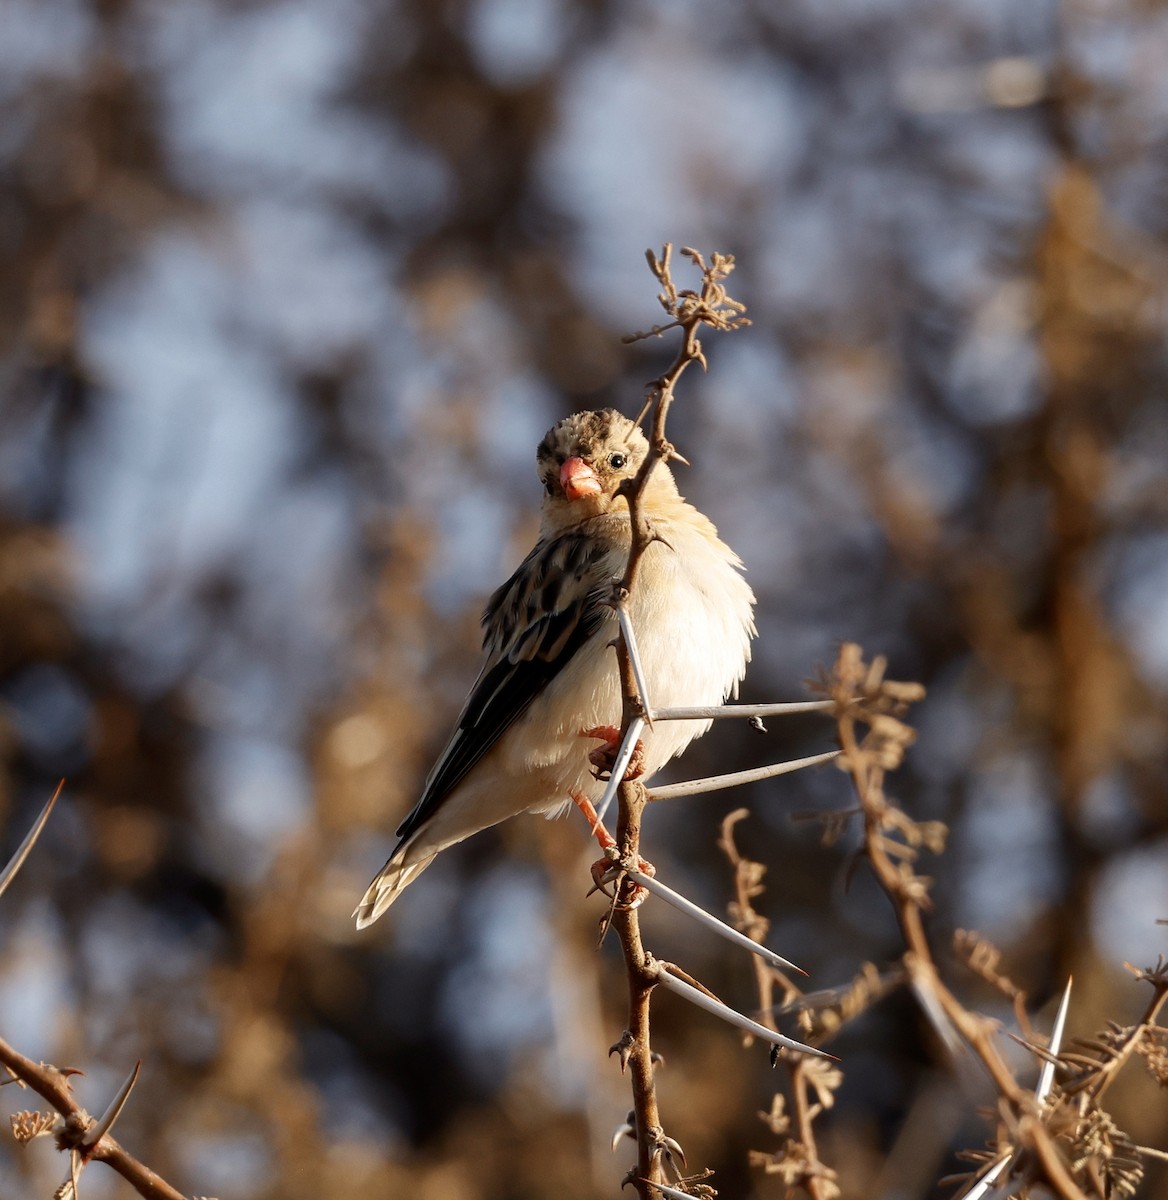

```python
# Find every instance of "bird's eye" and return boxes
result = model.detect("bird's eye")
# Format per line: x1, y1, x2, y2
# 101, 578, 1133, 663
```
609, 453, 627, 470
544, 478, 555, 496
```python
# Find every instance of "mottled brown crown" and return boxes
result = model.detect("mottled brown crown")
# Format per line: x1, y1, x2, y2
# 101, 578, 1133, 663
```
536, 409, 648, 473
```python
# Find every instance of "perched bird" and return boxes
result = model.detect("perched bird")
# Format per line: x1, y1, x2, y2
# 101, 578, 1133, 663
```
354, 408, 756, 928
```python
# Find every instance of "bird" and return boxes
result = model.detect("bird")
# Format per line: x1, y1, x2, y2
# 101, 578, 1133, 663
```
354, 407, 756, 928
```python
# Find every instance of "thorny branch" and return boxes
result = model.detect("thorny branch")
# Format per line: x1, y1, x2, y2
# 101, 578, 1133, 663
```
821, 643, 1167, 1200
0, 785, 208, 1200
822, 644, 1095, 1199
605, 245, 751, 1197
723, 644, 1165, 1200
0, 1036, 193, 1200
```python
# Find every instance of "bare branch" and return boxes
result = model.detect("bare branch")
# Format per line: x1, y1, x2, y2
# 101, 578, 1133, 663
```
0, 1037, 192, 1200
604, 244, 752, 1197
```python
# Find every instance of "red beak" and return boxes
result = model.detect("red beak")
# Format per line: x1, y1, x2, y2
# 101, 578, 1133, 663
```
560, 457, 602, 501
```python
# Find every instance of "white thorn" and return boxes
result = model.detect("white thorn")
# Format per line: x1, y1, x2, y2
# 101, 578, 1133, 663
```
641, 1180, 697, 1200
593, 716, 646, 826
625, 867, 804, 975
650, 700, 836, 721
83, 1060, 141, 1148
653, 968, 832, 1060
616, 605, 654, 725
0, 781, 63, 900
1036, 976, 1072, 1104
648, 751, 840, 801
951, 1154, 1011, 1200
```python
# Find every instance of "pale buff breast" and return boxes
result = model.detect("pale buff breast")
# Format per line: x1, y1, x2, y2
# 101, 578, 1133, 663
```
501, 509, 755, 811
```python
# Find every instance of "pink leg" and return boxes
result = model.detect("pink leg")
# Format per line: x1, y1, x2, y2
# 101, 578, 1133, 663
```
569, 789, 655, 907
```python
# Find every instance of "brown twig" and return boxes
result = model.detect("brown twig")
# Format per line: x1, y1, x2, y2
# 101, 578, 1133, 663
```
0, 783, 208, 1200
823, 642, 1093, 1200
0, 1036, 192, 1200
1063, 961, 1168, 1106
607, 245, 749, 1196
719, 809, 841, 1200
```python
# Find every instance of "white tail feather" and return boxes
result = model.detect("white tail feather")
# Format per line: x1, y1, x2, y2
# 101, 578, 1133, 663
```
353, 852, 435, 929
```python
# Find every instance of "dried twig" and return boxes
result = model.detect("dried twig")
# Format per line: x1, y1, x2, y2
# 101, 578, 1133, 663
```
720, 810, 842, 1200
605, 245, 755, 1196
0, 784, 210, 1200
822, 642, 1095, 1200
0, 1036, 193, 1200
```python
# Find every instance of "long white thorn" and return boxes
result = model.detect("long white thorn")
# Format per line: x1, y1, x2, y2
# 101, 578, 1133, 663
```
953, 1154, 1011, 1200
648, 751, 840, 801
616, 604, 654, 725
592, 716, 646, 826
650, 700, 836, 720
1036, 976, 1072, 1104
0, 781, 64, 900
641, 1180, 697, 1200
625, 867, 805, 975
653, 968, 833, 1060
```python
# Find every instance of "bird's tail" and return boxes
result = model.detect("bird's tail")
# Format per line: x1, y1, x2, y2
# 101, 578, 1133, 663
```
353, 850, 435, 929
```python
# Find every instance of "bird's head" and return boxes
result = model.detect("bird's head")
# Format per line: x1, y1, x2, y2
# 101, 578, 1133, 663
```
536, 409, 671, 531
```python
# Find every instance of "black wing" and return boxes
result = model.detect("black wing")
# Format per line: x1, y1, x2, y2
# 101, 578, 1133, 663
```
394, 531, 615, 844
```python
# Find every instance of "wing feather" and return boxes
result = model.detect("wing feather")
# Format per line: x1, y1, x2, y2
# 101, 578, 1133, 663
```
393, 531, 615, 844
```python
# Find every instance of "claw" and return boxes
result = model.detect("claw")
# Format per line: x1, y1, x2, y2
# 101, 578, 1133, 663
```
580, 725, 646, 781
570, 788, 656, 908
589, 852, 655, 909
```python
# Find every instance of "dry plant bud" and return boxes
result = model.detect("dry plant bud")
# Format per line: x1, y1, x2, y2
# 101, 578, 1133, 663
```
800, 1056, 845, 1115
879, 680, 928, 706
862, 715, 918, 770
623, 244, 751, 345
11, 1109, 59, 1143
1065, 1109, 1143, 1198
883, 807, 948, 853
758, 1094, 791, 1137
1136, 1030, 1168, 1088
790, 963, 903, 1040
748, 1140, 841, 1200
894, 862, 933, 904
952, 929, 1030, 1034
814, 643, 926, 728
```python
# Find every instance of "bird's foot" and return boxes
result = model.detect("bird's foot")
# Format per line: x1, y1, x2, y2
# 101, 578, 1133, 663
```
593, 855, 654, 909
570, 790, 654, 909
580, 724, 646, 781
